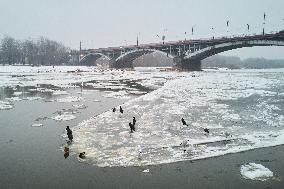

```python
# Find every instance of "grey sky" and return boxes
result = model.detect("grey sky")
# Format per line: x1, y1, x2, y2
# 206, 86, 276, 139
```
0, 0, 284, 59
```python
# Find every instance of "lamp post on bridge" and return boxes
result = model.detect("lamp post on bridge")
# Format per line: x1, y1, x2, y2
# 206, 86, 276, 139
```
136, 34, 139, 47
211, 27, 215, 40
263, 12, 266, 35
162, 35, 166, 44
136, 32, 141, 47
226, 20, 229, 34
191, 25, 196, 39
79, 41, 83, 63
162, 28, 167, 44
246, 24, 250, 35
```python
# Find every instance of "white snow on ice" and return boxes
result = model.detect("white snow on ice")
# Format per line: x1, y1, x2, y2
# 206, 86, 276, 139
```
142, 169, 150, 173
73, 104, 87, 109
240, 163, 273, 181
0, 101, 13, 110
52, 90, 69, 96
1, 66, 284, 167
70, 69, 284, 167
52, 114, 76, 121
57, 96, 83, 103
31, 123, 44, 127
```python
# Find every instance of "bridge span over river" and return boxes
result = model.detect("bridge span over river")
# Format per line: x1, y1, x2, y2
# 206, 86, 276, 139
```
78, 31, 284, 71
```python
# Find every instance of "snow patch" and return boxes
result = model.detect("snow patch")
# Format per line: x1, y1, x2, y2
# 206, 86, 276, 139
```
6, 97, 22, 101
13, 92, 23, 96
72, 104, 87, 109
103, 91, 131, 99
53, 90, 69, 95
31, 123, 43, 127
0, 101, 13, 110
57, 96, 83, 103
142, 169, 150, 173
52, 114, 76, 121
240, 163, 273, 181
25, 96, 44, 101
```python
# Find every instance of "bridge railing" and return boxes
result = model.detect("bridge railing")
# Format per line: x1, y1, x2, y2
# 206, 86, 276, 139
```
82, 30, 283, 54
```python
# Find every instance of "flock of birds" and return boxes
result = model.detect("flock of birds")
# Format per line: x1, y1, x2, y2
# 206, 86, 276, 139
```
63, 106, 231, 160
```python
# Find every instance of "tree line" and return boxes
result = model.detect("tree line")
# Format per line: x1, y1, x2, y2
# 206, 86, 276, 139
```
202, 55, 284, 69
0, 36, 70, 66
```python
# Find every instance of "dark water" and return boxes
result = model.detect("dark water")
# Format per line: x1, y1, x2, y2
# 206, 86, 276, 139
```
0, 87, 125, 188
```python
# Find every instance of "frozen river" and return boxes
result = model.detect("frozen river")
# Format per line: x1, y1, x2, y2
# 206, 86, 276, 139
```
0, 66, 284, 188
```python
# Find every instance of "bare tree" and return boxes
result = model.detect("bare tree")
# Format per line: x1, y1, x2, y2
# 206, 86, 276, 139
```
0, 36, 70, 66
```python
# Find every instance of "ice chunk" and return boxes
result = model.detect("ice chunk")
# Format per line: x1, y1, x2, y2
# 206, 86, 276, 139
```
13, 92, 23, 96
6, 97, 22, 101
31, 123, 43, 127
57, 96, 83, 103
240, 163, 273, 181
52, 114, 76, 121
72, 104, 87, 109
25, 96, 44, 101
103, 91, 131, 99
142, 169, 150, 173
53, 90, 69, 95
0, 101, 13, 110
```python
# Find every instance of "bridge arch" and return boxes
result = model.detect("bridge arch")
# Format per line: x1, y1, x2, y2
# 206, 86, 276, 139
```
113, 49, 174, 68
185, 40, 284, 61
80, 53, 111, 66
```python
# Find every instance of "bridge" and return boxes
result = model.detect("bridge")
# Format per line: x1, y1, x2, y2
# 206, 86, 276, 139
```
77, 30, 284, 71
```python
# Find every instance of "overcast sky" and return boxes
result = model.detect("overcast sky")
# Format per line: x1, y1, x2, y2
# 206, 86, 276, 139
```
0, 0, 284, 59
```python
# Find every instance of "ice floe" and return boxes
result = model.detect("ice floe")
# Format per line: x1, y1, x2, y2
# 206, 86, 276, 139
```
31, 123, 44, 127
240, 163, 273, 181
25, 96, 44, 101
52, 114, 76, 121
72, 104, 87, 109
6, 97, 22, 101
13, 92, 23, 96
53, 90, 69, 95
70, 69, 284, 167
0, 101, 13, 110
103, 91, 131, 99
57, 96, 83, 103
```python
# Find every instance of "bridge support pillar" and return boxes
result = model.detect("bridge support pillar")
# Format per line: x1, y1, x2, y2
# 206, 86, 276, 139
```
174, 57, 202, 71
108, 59, 116, 68
110, 59, 133, 69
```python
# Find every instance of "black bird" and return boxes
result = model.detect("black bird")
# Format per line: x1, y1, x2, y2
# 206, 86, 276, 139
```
119, 106, 124, 114
64, 147, 69, 159
204, 128, 209, 134
112, 107, 116, 112
181, 118, 188, 126
129, 122, 135, 132
66, 126, 73, 141
133, 117, 136, 127
79, 152, 86, 159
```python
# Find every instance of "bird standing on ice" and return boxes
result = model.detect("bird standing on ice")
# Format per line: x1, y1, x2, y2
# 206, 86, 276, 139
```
119, 106, 124, 114
181, 118, 188, 126
204, 128, 209, 136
